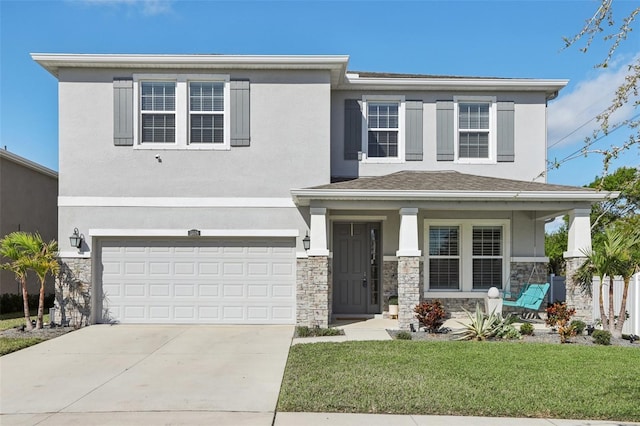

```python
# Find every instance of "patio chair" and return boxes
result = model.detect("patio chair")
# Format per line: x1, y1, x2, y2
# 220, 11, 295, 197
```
502, 283, 550, 319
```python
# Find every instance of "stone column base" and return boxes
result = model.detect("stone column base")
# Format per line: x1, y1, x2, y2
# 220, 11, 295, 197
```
397, 256, 420, 330
55, 257, 92, 328
296, 256, 330, 328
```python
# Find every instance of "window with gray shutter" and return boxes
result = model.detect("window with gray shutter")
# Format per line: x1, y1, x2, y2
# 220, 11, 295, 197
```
230, 80, 250, 147
497, 101, 515, 162
436, 101, 454, 161
113, 78, 134, 146
405, 100, 423, 161
344, 99, 362, 160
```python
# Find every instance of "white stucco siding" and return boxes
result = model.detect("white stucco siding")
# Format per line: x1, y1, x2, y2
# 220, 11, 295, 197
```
58, 68, 331, 199
331, 91, 549, 182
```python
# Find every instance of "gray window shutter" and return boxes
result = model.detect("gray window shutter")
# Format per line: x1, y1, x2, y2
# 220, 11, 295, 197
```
436, 100, 454, 161
497, 101, 515, 162
230, 80, 250, 147
113, 78, 133, 146
344, 99, 362, 160
405, 100, 423, 161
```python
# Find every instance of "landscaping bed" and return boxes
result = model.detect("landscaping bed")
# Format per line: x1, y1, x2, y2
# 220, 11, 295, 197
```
0, 314, 75, 356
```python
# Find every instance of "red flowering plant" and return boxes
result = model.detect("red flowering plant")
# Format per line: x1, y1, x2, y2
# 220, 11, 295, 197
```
545, 302, 577, 343
414, 300, 446, 333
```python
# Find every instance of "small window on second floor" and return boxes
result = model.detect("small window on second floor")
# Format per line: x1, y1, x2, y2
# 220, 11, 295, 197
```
367, 102, 399, 158
141, 82, 176, 143
458, 103, 489, 159
189, 82, 225, 144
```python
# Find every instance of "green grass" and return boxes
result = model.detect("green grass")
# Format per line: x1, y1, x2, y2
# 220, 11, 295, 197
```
0, 314, 52, 356
278, 341, 640, 421
0, 313, 50, 331
0, 337, 44, 356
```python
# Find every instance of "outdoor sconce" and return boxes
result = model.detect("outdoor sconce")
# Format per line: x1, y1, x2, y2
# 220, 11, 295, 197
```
69, 228, 83, 249
302, 232, 310, 251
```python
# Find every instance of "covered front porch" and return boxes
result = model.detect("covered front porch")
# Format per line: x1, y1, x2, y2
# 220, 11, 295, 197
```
292, 171, 613, 330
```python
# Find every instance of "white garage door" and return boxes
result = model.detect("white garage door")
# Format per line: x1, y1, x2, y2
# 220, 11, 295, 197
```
99, 238, 296, 324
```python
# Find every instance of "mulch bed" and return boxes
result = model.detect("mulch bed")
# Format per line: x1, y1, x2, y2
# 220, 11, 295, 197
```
1, 325, 76, 340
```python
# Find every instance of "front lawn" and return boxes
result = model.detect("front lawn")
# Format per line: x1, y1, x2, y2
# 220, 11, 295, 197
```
278, 341, 640, 421
0, 337, 44, 356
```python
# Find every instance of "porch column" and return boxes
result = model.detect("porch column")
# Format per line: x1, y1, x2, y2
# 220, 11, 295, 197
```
563, 208, 592, 320
397, 208, 421, 330
297, 207, 330, 328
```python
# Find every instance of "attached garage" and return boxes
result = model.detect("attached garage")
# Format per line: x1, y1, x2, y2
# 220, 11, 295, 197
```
98, 238, 296, 324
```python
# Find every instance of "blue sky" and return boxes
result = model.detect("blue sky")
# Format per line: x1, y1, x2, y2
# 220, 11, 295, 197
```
1, 0, 638, 188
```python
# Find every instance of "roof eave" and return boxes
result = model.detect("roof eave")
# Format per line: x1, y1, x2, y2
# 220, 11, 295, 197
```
291, 189, 617, 206
30, 53, 351, 85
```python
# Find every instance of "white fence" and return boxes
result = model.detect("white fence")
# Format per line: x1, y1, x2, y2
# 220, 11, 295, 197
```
592, 273, 640, 335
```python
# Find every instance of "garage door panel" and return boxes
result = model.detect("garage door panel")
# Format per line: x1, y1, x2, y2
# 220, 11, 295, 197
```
100, 238, 295, 324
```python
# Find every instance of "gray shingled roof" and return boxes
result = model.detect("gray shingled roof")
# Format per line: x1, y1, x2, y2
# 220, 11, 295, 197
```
310, 171, 593, 193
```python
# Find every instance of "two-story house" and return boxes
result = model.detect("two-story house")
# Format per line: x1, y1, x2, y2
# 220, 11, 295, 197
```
33, 54, 609, 328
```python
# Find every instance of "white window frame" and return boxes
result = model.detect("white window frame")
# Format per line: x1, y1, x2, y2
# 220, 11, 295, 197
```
424, 219, 510, 295
361, 95, 405, 163
133, 73, 231, 150
453, 96, 497, 164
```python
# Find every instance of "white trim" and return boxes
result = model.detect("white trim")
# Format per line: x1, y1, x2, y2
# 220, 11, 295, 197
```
89, 228, 299, 238
424, 291, 487, 298
330, 215, 388, 221
361, 95, 405, 163
511, 257, 550, 263
58, 196, 296, 208
58, 251, 91, 259
296, 252, 309, 259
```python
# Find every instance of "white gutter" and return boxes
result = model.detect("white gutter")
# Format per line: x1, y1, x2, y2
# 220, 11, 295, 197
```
291, 189, 618, 205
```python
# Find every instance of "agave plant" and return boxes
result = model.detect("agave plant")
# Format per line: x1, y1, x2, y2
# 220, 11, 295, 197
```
454, 303, 503, 341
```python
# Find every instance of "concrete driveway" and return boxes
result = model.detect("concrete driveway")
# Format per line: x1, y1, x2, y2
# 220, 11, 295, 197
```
0, 324, 293, 425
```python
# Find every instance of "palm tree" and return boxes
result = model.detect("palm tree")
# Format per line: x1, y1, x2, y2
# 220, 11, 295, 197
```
577, 226, 640, 338
0, 232, 35, 330
26, 235, 59, 329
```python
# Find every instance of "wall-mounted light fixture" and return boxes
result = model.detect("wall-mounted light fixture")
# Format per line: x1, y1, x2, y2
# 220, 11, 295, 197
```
302, 232, 310, 251
69, 228, 83, 249
188, 229, 201, 237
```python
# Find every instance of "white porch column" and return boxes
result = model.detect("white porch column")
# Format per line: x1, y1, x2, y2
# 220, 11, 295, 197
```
396, 208, 421, 257
564, 208, 592, 258
308, 207, 329, 256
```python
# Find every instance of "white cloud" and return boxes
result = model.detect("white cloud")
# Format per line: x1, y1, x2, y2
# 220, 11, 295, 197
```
547, 54, 639, 149
76, 0, 173, 16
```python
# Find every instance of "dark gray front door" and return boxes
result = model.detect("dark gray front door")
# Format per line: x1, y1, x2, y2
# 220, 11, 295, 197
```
333, 223, 380, 315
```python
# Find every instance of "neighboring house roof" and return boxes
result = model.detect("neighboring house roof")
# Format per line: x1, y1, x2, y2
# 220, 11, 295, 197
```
31, 53, 567, 98
291, 171, 616, 205
0, 149, 58, 179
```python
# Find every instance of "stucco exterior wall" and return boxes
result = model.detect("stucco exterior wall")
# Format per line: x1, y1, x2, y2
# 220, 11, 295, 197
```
0, 152, 58, 294
56, 68, 331, 253
330, 91, 549, 182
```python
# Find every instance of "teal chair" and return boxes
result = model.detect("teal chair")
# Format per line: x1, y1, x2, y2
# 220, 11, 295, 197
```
502, 283, 550, 317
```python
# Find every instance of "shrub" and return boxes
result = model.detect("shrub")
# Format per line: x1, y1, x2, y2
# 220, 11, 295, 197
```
570, 320, 587, 335
388, 296, 398, 305
546, 302, 577, 343
520, 322, 535, 336
395, 331, 412, 340
592, 330, 612, 345
414, 300, 446, 333
455, 303, 517, 340
495, 323, 522, 340
0, 293, 55, 315
296, 326, 311, 337
295, 326, 343, 338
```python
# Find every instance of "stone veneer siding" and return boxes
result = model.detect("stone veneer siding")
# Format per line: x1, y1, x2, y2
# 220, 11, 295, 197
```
564, 256, 592, 321
296, 256, 330, 328
397, 256, 420, 330
54, 257, 92, 327
382, 260, 398, 312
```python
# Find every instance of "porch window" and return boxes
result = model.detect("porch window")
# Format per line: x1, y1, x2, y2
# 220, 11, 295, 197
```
428, 226, 460, 290
472, 226, 503, 290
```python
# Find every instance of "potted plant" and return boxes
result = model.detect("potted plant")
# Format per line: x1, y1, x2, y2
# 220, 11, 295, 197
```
388, 296, 399, 318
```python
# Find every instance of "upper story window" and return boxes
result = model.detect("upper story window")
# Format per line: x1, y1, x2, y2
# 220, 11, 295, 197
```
141, 82, 176, 143
133, 74, 230, 150
189, 82, 224, 144
361, 95, 405, 163
454, 96, 496, 163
